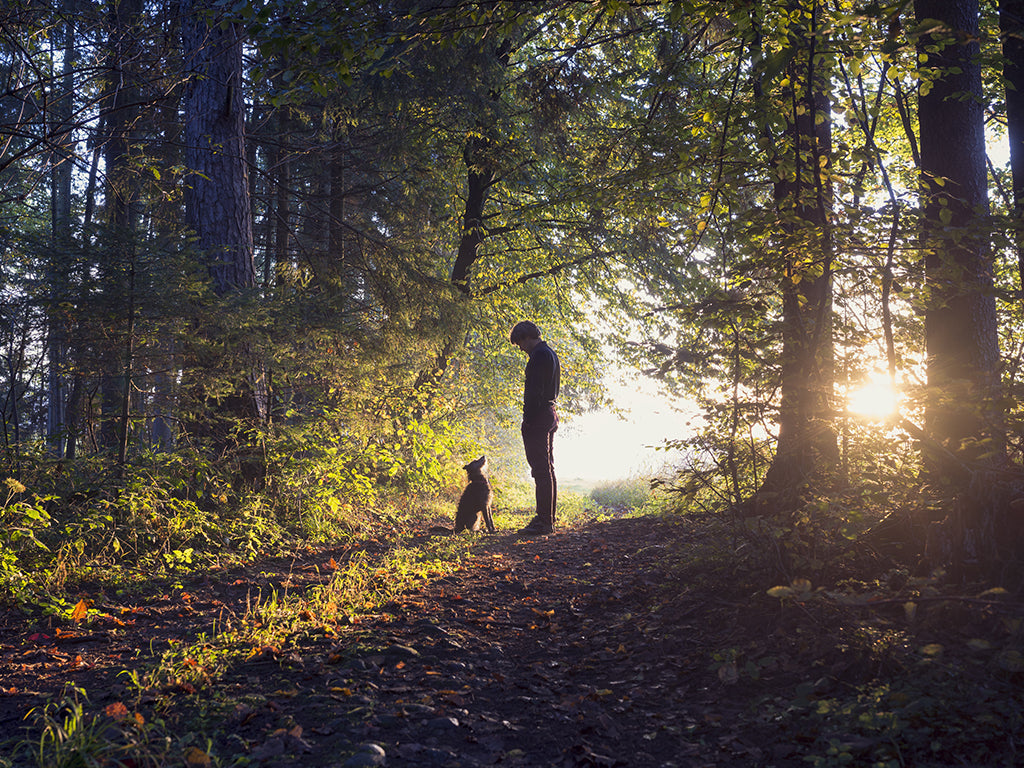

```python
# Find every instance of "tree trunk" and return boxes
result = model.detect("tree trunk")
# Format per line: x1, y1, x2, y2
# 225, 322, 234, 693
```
916, 0, 1001, 469
917, 0, 1007, 575
99, 0, 142, 454
47, 0, 77, 456
1001, 0, 1024, 290
754, 0, 837, 503
182, 0, 255, 296
182, 0, 257, 433
450, 132, 496, 294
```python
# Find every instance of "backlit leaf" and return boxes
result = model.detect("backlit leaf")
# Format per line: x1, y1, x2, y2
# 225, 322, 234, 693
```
70, 599, 89, 622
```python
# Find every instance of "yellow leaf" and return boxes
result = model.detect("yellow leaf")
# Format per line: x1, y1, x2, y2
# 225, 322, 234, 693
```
183, 747, 211, 767
790, 578, 812, 594
979, 587, 1009, 598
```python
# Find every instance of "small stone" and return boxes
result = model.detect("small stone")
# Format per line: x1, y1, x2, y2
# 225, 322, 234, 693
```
344, 742, 386, 767
426, 715, 460, 732
385, 644, 420, 658
250, 737, 285, 761
401, 703, 436, 716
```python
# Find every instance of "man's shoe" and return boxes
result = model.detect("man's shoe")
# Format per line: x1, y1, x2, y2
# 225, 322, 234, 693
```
518, 518, 553, 535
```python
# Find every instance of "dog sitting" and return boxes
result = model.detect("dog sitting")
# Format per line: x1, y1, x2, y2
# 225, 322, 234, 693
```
454, 455, 495, 533
430, 456, 495, 535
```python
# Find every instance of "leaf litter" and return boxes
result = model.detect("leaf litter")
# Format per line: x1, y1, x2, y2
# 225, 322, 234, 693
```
1, 513, 1023, 766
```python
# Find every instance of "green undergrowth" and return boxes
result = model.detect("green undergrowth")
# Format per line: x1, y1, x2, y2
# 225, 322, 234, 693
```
0, 433, 603, 767
0, 429, 497, 610
588, 475, 660, 515
0, 500, 491, 768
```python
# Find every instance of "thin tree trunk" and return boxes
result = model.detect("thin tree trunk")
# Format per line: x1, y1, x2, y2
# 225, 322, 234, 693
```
47, 0, 77, 456
1001, 0, 1024, 289
99, 0, 142, 452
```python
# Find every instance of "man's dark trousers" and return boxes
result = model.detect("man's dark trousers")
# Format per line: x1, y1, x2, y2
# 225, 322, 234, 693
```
523, 404, 558, 526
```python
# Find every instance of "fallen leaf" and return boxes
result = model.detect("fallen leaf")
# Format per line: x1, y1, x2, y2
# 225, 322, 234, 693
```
183, 746, 211, 766
70, 599, 90, 623
105, 702, 130, 719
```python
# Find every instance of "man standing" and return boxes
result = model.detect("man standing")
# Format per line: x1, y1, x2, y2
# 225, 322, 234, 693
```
510, 321, 560, 535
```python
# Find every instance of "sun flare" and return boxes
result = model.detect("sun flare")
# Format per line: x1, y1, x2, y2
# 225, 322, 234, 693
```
846, 372, 900, 421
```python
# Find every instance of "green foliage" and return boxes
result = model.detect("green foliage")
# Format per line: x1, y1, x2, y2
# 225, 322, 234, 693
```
589, 476, 653, 512
3, 686, 180, 768
0, 478, 53, 602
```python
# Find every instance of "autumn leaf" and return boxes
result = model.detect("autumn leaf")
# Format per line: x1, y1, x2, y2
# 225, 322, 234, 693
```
183, 746, 211, 767
327, 557, 338, 570
70, 598, 90, 623
105, 702, 130, 720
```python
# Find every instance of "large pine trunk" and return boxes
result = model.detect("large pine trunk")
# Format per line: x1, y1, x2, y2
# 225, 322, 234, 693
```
182, 0, 254, 296
182, 0, 258, 436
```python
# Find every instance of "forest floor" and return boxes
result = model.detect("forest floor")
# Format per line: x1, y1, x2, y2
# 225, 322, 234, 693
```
1, 510, 1023, 767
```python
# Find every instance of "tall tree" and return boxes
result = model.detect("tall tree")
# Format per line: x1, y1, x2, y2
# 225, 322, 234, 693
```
753, 0, 838, 502
1001, 0, 1024, 289
47, 0, 77, 456
98, 0, 143, 457
182, 0, 255, 296
182, 0, 257, 431
915, 0, 1002, 474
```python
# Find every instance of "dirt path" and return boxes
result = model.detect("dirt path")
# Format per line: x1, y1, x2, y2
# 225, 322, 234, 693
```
0, 516, 790, 767
200, 515, 775, 767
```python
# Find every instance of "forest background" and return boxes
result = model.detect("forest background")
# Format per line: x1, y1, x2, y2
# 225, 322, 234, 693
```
7, 0, 1024, 600
9, 1, 1024, 765
6, 0, 1024, 604
4, 0, 1024, 761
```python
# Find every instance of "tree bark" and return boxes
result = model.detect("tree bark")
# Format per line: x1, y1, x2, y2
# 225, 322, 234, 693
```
47, 0, 77, 456
182, 0, 258, 433
182, 0, 255, 295
754, 0, 837, 503
916, 0, 1002, 469
99, 0, 143, 454
1001, 0, 1024, 290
